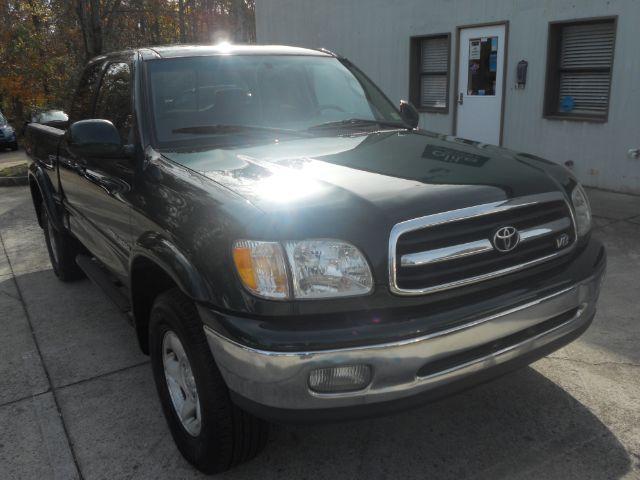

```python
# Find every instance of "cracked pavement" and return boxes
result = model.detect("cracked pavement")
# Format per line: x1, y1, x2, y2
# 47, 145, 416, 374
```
0, 159, 639, 478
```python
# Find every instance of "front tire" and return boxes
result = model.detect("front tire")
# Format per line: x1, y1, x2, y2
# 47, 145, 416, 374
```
41, 202, 85, 281
10, 141, 18, 151
149, 288, 268, 474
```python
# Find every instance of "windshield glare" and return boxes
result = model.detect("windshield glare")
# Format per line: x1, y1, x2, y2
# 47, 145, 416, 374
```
146, 55, 403, 147
39, 111, 68, 123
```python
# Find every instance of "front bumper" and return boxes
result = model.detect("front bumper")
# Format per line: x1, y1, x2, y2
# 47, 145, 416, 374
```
204, 248, 605, 418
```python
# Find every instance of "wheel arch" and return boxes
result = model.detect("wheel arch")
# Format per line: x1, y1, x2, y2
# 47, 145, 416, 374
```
129, 234, 210, 354
27, 166, 64, 231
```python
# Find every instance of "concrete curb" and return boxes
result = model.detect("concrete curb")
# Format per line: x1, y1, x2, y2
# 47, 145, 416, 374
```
0, 175, 28, 187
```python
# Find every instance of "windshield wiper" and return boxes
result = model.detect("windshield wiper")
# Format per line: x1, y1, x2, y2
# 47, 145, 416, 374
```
306, 118, 408, 132
172, 124, 314, 137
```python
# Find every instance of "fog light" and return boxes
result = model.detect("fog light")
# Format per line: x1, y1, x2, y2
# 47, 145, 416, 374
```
308, 365, 372, 393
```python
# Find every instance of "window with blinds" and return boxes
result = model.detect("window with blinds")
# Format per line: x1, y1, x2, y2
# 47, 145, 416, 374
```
410, 34, 450, 112
544, 18, 617, 121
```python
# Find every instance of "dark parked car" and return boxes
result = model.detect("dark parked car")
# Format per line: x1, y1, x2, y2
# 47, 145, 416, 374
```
0, 111, 18, 150
24, 45, 606, 474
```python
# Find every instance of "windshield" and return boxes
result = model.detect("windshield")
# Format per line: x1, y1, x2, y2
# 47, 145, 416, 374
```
0, 112, 6, 125
146, 55, 404, 148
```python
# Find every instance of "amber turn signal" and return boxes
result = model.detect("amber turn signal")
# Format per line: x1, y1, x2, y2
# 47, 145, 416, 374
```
232, 240, 290, 299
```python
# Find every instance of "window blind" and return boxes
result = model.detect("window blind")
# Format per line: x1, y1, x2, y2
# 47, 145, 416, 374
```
420, 36, 449, 109
558, 21, 615, 116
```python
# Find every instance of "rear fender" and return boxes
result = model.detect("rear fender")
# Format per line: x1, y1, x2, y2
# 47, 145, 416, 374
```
28, 164, 65, 231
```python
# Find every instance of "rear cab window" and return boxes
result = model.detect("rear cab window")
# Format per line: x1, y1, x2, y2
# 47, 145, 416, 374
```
95, 62, 133, 143
69, 62, 103, 123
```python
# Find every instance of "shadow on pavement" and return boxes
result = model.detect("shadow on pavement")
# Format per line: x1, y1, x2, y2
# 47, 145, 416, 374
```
257, 366, 632, 480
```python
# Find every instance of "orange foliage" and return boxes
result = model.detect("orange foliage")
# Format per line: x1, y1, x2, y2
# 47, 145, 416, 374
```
0, 0, 255, 122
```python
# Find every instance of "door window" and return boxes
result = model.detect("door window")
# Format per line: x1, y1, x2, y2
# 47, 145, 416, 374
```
69, 62, 103, 123
467, 37, 498, 96
95, 62, 133, 142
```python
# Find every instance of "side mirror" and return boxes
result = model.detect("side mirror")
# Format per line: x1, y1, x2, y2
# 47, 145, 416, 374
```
399, 100, 420, 129
68, 119, 123, 158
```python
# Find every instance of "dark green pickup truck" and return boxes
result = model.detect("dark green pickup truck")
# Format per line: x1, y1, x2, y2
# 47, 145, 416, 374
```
24, 44, 605, 474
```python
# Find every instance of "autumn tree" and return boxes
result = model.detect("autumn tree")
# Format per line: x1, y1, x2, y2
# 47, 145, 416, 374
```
0, 0, 255, 123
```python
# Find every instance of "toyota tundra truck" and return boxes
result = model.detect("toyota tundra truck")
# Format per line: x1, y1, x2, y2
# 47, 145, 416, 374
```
24, 45, 606, 474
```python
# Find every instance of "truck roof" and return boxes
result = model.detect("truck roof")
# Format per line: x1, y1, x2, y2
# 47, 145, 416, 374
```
123, 44, 329, 61
88, 44, 334, 65
154, 44, 328, 56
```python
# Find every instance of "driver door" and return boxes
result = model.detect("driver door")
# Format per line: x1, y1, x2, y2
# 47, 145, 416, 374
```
61, 59, 136, 281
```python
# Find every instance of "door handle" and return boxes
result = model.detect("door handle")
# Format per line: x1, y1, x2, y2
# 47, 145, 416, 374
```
458, 93, 464, 105
628, 148, 640, 160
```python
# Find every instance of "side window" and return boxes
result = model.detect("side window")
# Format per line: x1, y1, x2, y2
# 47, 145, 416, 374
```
95, 62, 133, 142
69, 62, 103, 123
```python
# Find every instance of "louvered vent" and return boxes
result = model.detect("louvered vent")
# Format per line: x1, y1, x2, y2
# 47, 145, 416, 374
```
557, 21, 615, 116
419, 36, 449, 109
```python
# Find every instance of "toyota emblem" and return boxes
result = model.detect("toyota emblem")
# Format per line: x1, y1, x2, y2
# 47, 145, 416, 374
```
493, 226, 520, 252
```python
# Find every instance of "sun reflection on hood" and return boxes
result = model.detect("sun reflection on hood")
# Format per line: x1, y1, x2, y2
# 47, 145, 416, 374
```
248, 161, 324, 203
187, 136, 369, 205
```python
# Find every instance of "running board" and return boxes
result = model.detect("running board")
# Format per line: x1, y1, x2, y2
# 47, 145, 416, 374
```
75, 255, 132, 321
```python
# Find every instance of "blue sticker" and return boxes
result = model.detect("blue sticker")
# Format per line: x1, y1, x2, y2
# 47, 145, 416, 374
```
491, 37, 498, 51
489, 52, 497, 72
561, 96, 575, 112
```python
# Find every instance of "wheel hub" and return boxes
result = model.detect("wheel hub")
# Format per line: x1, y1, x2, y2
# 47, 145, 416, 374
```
162, 331, 202, 437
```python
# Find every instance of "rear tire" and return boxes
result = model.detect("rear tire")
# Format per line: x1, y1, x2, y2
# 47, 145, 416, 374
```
149, 288, 268, 474
41, 202, 84, 281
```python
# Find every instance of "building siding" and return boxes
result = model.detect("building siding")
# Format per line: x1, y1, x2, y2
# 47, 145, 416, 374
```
256, 0, 640, 194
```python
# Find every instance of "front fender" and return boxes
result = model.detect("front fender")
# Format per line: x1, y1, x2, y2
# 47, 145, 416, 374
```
130, 232, 210, 303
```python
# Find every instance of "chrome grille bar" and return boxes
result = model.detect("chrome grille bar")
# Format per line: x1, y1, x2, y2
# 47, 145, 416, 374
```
519, 217, 571, 243
401, 239, 493, 267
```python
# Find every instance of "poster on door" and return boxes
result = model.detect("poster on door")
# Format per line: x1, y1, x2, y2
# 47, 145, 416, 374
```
469, 40, 481, 60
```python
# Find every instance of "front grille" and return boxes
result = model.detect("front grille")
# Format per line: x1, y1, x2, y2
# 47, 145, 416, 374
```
389, 192, 576, 295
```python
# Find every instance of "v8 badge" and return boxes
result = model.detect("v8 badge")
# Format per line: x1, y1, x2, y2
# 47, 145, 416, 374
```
556, 233, 570, 249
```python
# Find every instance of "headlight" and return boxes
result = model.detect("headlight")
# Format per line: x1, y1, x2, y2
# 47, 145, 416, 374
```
232, 239, 374, 299
232, 240, 290, 299
284, 240, 373, 299
571, 184, 592, 237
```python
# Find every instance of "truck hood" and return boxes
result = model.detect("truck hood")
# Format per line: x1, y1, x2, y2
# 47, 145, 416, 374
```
161, 129, 571, 238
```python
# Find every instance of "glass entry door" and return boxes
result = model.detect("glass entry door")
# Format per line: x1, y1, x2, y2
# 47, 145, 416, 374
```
456, 24, 506, 145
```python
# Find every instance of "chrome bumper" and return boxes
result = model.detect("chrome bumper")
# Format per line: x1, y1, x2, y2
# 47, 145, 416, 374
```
204, 267, 605, 411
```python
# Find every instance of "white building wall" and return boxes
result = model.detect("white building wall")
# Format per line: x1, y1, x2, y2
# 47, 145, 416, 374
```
256, 0, 640, 194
